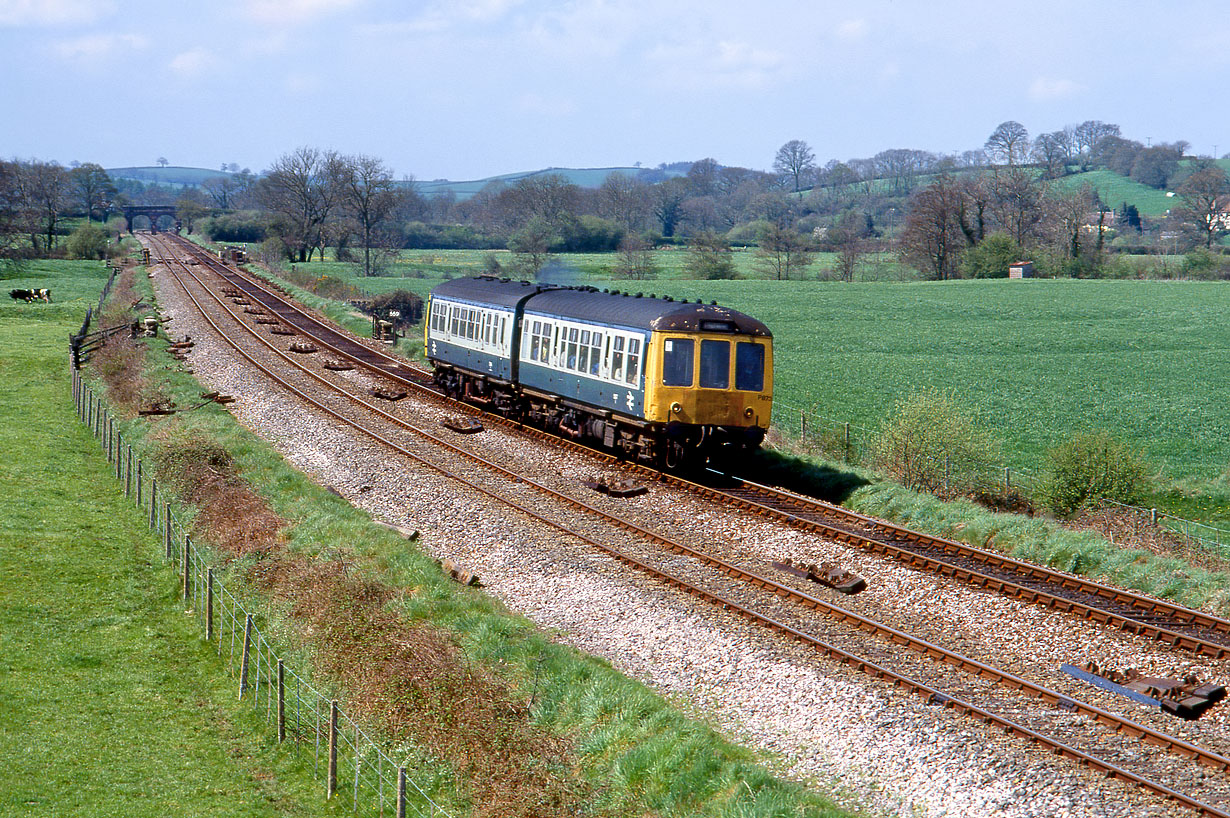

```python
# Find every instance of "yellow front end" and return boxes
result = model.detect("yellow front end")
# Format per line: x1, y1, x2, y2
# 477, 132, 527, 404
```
643, 332, 773, 430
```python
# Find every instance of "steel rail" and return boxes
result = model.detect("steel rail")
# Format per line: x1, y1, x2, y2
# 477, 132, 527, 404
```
160, 233, 1230, 663
147, 235, 1230, 816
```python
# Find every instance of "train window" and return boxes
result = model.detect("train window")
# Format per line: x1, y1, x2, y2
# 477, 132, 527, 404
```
736, 342, 765, 391
499, 316, 507, 347
529, 320, 541, 361
578, 330, 591, 374
589, 332, 603, 375
449, 306, 459, 337
566, 327, 579, 370
626, 337, 641, 384
662, 338, 692, 386
611, 336, 625, 381
700, 340, 730, 389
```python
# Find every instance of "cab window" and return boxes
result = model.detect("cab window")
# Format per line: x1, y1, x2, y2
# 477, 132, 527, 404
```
662, 338, 693, 386
735, 342, 765, 391
699, 339, 730, 389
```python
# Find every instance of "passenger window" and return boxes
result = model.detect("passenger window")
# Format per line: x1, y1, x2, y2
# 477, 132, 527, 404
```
567, 328, 579, 369
626, 337, 640, 384
589, 332, 602, 375
611, 336, 625, 382
700, 339, 730, 389
662, 338, 693, 386
736, 342, 765, 391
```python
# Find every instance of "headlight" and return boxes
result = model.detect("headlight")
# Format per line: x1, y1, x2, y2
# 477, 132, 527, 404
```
744, 407, 754, 418
671, 402, 682, 414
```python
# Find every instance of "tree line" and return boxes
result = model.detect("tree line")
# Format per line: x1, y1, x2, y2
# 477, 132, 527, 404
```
3, 117, 1227, 280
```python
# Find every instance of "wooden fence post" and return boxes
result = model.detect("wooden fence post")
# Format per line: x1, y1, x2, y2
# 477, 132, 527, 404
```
164, 502, 173, 560
844, 422, 851, 460
396, 767, 407, 818
125, 445, 132, 496
149, 479, 158, 530
327, 700, 339, 799
239, 614, 253, 699
277, 659, 285, 743
1004, 467, 1011, 493
136, 461, 143, 507
206, 568, 214, 641
182, 535, 191, 602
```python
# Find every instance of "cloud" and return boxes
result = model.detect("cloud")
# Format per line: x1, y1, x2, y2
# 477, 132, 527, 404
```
649, 38, 785, 91
168, 47, 216, 77
1028, 76, 1082, 101
0, 0, 116, 26
52, 32, 147, 62
242, 0, 363, 25
835, 18, 868, 40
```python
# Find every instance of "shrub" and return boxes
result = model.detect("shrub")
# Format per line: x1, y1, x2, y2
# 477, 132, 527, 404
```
65, 223, 109, 260
873, 389, 1001, 496
960, 232, 1020, 279
1036, 430, 1150, 518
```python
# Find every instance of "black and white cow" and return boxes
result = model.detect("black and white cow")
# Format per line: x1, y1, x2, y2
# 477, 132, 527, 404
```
9, 288, 50, 302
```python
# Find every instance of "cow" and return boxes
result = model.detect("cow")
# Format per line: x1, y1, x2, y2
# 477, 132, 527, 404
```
9, 288, 50, 302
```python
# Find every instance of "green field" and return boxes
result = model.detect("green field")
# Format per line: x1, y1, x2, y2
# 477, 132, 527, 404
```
0, 263, 336, 817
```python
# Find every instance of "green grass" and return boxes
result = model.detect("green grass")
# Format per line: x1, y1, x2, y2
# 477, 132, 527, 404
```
0, 272, 343, 817
1053, 169, 1178, 217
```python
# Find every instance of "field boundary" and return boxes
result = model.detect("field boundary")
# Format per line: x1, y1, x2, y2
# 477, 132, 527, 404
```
70, 365, 451, 818
774, 398, 1229, 553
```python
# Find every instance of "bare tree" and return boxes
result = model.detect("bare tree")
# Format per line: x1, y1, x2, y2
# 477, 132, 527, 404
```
984, 121, 1031, 166
341, 154, 405, 275
69, 163, 116, 222
828, 212, 866, 282
773, 140, 816, 192
987, 167, 1047, 246
614, 233, 658, 280
899, 175, 967, 280
1072, 120, 1121, 166
1173, 166, 1230, 248
255, 147, 347, 262
597, 172, 651, 231
20, 160, 70, 255
1032, 132, 1071, 178
754, 223, 815, 280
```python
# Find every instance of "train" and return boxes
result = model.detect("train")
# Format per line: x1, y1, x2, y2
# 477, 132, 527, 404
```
424, 276, 773, 469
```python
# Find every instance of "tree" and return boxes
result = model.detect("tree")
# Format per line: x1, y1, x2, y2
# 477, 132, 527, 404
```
873, 389, 1001, 496
685, 231, 735, 279
1042, 184, 1102, 275
341, 154, 404, 275
899, 176, 968, 280
508, 216, 556, 279
597, 172, 651, 231
202, 173, 251, 209
987, 167, 1046, 247
1032, 132, 1071, 178
157, 157, 169, 168
959, 232, 1020, 278
65, 222, 108, 259
1173, 166, 1230, 248
1036, 431, 1149, 517
652, 177, 689, 237
1072, 121, 1120, 168
175, 191, 210, 235
21, 160, 70, 255
773, 140, 816, 192
755, 223, 814, 280
1129, 144, 1182, 189
984, 121, 1030, 166
613, 233, 659, 280
826, 211, 865, 282
255, 147, 348, 262
69, 163, 116, 223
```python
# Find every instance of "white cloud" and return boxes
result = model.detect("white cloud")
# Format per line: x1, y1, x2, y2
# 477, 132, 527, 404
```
168, 47, 216, 77
52, 32, 146, 62
836, 18, 868, 40
242, 0, 363, 25
1028, 76, 1081, 101
0, 0, 115, 26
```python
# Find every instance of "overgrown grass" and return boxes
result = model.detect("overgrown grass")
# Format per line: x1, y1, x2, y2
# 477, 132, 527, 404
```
0, 272, 344, 817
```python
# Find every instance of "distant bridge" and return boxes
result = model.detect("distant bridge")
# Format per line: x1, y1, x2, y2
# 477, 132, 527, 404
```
122, 205, 179, 233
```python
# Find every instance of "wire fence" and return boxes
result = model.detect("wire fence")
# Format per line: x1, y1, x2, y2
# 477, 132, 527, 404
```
71, 365, 452, 818
771, 398, 1229, 554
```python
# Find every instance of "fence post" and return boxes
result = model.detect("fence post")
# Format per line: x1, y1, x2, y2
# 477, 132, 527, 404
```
206, 567, 215, 641
800, 409, 807, 439
944, 456, 950, 495
844, 422, 851, 461
327, 700, 339, 799
396, 767, 407, 818
125, 445, 133, 497
239, 614, 253, 699
277, 659, 286, 743
164, 502, 173, 560
1004, 467, 1011, 493
136, 461, 143, 507
182, 535, 191, 601
1151, 508, 1158, 526
149, 479, 158, 529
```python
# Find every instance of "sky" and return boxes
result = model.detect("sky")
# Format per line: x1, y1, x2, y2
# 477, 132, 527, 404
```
2, 0, 1228, 182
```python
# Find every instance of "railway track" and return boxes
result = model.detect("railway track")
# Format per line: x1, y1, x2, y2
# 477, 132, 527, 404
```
153, 232, 1230, 662
143, 233, 1230, 816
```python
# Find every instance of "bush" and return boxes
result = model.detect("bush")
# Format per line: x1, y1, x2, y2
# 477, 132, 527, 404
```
65, 223, 109, 260
873, 389, 1001, 496
960, 232, 1020, 279
201, 211, 266, 243
1036, 430, 1150, 518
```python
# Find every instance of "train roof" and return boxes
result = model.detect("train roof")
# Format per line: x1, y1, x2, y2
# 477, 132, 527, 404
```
430, 277, 771, 337
430, 276, 547, 309
526, 286, 772, 337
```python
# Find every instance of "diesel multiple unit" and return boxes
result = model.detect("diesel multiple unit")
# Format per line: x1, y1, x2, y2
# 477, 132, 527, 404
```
425, 276, 773, 468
